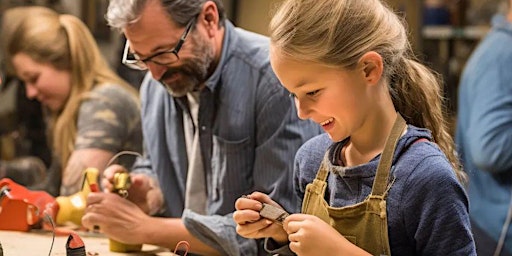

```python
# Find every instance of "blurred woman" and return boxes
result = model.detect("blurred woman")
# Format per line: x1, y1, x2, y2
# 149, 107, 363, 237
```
3, 6, 142, 196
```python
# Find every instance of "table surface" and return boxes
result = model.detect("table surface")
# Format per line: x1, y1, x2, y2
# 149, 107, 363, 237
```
0, 230, 179, 256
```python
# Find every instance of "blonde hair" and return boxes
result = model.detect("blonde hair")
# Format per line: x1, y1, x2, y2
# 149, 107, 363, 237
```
270, 0, 465, 183
5, 6, 138, 168
1, 7, 54, 76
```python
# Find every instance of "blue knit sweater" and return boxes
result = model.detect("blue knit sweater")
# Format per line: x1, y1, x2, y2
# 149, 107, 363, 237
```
268, 126, 476, 255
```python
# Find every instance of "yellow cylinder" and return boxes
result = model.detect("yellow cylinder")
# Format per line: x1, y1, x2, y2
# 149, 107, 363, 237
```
109, 239, 142, 252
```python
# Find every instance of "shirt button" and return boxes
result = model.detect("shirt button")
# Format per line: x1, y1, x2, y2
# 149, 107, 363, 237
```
201, 126, 206, 131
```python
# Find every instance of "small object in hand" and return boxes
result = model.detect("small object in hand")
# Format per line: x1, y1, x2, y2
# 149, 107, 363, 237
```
113, 172, 131, 198
259, 203, 290, 225
241, 195, 290, 225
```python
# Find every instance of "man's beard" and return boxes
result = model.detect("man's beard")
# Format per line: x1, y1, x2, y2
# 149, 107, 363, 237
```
159, 32, 215, 97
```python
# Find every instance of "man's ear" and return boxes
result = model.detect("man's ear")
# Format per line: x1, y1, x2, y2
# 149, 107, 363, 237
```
200, 1, 220, 37
359, 51, 383, 86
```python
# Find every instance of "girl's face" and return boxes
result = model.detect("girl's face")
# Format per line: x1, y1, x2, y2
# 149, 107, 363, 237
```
12, 53, 71, 112
270, 49, 371, 142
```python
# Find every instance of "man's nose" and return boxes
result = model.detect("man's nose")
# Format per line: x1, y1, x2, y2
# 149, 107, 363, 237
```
147, 62, 168, 81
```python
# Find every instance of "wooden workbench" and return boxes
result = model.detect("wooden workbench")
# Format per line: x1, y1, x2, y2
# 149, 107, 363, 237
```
0, 230, 178, 255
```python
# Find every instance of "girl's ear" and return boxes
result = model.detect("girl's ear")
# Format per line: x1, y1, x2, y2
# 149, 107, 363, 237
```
359, 51, 384, 86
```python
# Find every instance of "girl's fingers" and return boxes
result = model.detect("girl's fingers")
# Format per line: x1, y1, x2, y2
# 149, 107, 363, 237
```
233, 209, 261, 224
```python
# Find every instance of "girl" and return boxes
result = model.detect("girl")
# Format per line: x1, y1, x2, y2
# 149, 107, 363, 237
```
233, 0, 476, 255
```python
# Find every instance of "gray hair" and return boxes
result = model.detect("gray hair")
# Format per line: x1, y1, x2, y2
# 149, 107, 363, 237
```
106, 0, 226, 31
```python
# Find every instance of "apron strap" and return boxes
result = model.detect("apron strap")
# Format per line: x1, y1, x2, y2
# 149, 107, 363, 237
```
315, 153, 331, 181
371, 113, 406, 197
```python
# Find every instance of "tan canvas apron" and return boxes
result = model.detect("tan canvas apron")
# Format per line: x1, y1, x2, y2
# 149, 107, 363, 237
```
301, 114, 406, 256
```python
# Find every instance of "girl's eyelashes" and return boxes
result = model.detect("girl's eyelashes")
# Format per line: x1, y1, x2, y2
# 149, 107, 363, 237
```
289, 89, 320, 99
306, 90, 320, 96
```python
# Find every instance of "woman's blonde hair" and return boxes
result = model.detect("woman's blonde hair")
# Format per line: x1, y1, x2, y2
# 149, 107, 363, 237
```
270, 0, 465, 183
5, 6, 138, 168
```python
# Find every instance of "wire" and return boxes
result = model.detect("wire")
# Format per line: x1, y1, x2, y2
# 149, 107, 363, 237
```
103, 151, 143, 195
105, 151, 143, 168
43, 212, 56, 256
173, 241, 190, 256
494, 187, 512, 256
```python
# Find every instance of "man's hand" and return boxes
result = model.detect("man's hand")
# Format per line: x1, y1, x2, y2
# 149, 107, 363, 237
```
101, 164, 163, 215
82, 192, 150, 244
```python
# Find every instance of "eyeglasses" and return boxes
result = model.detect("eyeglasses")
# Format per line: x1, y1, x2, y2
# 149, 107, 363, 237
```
122, 18, 196, 70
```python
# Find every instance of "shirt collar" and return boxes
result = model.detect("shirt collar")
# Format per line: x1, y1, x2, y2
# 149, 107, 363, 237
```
204, 20, 235, 91
491, 14, 512, 34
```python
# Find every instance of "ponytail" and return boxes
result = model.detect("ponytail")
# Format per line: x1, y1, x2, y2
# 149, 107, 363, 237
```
392, 56, 466, 184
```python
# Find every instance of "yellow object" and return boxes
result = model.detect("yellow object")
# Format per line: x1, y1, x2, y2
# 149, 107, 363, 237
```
55, 168, 99, 226
113, 172, 131, 198
108, 171, 142, 252
109, 238, 143, 252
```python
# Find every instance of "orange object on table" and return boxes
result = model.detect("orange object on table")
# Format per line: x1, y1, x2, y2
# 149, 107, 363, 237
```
0, 178, 55, 231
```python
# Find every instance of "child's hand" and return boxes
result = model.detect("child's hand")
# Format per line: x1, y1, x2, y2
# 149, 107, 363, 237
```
284, 214, 371, 256
233, 192, 289, 244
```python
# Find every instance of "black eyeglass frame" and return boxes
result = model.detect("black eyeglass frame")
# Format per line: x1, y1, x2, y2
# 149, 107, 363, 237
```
122, 18, 196, 70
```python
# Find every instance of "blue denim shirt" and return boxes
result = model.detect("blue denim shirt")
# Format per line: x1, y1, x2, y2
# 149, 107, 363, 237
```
133, 21, 322, 255
456, 14, 512, 254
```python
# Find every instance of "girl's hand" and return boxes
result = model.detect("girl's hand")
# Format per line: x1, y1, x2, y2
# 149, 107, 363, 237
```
284, 214, 371, 256
233, 192, 289, 244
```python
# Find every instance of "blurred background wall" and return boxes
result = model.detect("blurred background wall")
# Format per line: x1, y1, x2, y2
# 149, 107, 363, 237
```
0, 0, 504, 161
